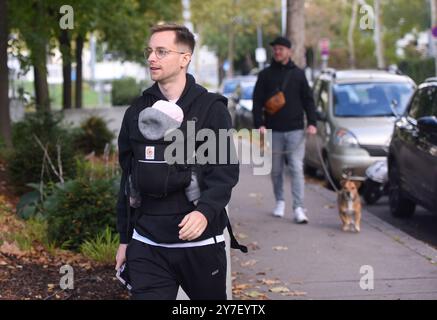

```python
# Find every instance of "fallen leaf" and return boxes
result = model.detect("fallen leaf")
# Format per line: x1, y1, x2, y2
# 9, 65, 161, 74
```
0, 241, 25, 257
233, 283, 252, 291
324, 204, 336, 209
245, 290, 265, 298
236, 233, 248, 240
272, 246, 288, 251
248, 242, 260, 250
0, 260, 7, 266
269, 286, 290, 293
256, 272, 266, 276
283, 291, 307, 297
240, 259, 257, 267
258, 278, 281, 286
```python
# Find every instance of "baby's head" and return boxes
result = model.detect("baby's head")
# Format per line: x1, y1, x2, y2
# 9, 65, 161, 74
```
138, 100, 184, 140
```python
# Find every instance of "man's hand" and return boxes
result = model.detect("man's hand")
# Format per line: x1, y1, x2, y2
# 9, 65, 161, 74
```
306, 125, 317, 135
115, 244, 127, 271
178, 211, 208, 241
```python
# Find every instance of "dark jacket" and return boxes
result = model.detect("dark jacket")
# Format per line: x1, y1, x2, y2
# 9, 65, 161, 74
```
116, 74, 239, 244
252, 59, 317, 131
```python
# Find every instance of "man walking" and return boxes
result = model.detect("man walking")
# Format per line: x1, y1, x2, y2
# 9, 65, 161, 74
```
115, 23, 241, 299
252, 36, 317, 223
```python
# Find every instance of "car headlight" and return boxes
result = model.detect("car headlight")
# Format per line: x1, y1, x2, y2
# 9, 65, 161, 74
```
333, 128, 359, 147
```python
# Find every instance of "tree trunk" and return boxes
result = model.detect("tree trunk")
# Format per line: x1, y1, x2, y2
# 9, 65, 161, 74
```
348, 0, 358, 69
0, 0, 12, 147
431, 0, 437, 76
75, 34, 84, 109
60, 29, 72, 110
31, 2, 50, 112
218, 56, 225, 86
286, 0, 306, 68
226, 26, 235, 78
374, 0, 385, 69
33, 50, 50, 111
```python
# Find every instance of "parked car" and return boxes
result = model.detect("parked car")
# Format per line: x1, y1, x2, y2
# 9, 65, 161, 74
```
304, 69, 416, 182
219, 76, 256, 128
388, 79, 437, 218
233, 79, 256, 129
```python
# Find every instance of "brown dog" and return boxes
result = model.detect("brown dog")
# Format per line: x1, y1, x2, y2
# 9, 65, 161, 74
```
338, 179, 362, 232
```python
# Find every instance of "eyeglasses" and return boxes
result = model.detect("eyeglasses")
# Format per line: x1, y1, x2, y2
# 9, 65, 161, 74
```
144, 47, 189, 60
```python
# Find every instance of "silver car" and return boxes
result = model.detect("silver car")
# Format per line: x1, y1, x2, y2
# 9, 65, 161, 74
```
305, 69, 416, 182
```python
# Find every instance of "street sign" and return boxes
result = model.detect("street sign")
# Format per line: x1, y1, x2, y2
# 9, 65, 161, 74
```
255, 47, 267, 64
319, 38, 330, 56
432, 26, 437, 38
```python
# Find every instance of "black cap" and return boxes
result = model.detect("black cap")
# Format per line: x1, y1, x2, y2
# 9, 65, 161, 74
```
269, 36, 292, 48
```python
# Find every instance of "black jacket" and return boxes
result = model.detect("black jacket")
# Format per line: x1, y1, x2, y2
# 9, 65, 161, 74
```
252, 59, 317, 131
116, 74, 239, 244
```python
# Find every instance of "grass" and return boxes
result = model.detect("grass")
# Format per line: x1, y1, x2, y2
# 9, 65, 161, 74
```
80, 227, 119, 264
15, 81, 111, 109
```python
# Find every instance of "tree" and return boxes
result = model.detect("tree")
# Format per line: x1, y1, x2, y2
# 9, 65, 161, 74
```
374, 0, 385, 68
286, 0, 306, 68
0, 0, 12, 148
191, 0, 280, 81
348, 0, 359, 68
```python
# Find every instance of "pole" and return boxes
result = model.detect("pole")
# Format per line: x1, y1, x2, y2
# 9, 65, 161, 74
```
281, 0, 286, 36
431, 0, 437, 76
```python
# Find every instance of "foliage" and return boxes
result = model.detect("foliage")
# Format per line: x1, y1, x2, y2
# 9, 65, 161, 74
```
80, 227, 120, 264
7, 111, 79, 193
399, 58, 435, 84
45, 177, 119, 251
111, 77, 142, 106
73, 116, 115, 156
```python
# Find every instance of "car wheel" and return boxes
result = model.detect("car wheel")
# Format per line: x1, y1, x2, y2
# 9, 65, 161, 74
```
362, 180, 382, 205
388, 162, 415, 218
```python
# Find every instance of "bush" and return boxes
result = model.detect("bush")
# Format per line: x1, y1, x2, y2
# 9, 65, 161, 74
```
7, 111, 79, 193
80, 227, 119, 264
111, 77, 142, 106
45, 177, 119, 251
73, 116, 115, 156
398, 58, 435, 84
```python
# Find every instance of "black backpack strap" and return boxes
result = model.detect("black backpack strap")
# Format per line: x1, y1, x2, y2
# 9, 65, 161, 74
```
224, 208, 248, 253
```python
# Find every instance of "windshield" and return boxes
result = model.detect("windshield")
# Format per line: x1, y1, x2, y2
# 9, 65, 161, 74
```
241, 84, 255, 100
333, 82, 414, 117
223, 80, 239, 95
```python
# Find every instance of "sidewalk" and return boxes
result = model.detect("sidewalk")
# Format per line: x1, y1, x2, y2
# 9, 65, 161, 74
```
229, 163, 437, 300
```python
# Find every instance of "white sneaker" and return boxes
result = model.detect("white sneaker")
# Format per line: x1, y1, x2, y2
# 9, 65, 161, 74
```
294, 207, 308, 224
273, 200, 285, 217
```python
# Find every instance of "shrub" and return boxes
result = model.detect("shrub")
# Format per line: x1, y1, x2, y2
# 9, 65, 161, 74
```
73, 116, 115, 156
398, 58, 435, 84
7, 111, 79, 193
111, 77, 142, 106
45, 177, 119, 250
80, 227, 119, 264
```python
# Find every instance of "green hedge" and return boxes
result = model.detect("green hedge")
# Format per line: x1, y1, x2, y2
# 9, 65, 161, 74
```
45, 177, 119, 250
73, 116, 115, 156
7, 111, 78, 193
111, 77, 142, 106
398, 58, 435, 84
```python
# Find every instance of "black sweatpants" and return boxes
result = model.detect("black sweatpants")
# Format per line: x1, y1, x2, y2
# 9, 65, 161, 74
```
126, 239, 227, 300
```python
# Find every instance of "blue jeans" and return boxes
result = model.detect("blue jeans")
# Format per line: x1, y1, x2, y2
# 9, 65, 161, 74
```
271, 130, 305, 210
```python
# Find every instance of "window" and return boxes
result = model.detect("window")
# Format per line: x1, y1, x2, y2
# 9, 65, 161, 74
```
333, 82, 414, 117
410, 87, 436, 119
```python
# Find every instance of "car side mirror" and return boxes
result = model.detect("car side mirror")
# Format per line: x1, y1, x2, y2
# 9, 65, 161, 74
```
417, 116, 437, 134
316, 109, 327, 121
